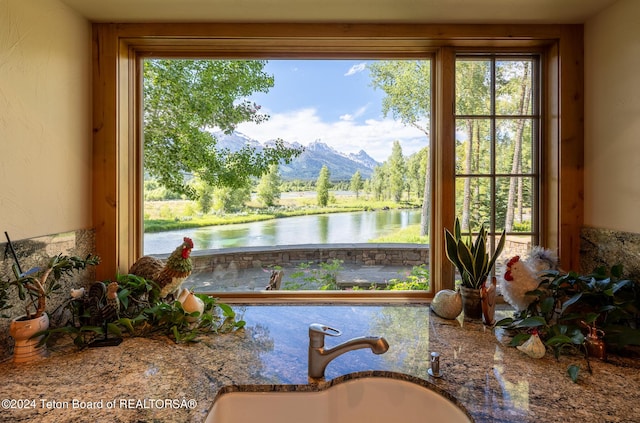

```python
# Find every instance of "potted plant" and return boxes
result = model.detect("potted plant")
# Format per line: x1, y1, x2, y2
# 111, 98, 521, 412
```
444, 217, 506, 320
6, 253, 100, 362
495, 264, 640, 382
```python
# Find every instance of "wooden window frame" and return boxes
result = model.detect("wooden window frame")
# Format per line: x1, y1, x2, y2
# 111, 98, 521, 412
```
92, 23, 583, 302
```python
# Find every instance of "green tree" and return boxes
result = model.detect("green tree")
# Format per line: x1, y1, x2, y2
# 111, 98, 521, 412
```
388, 140, 406, 202
349, 170, 364, 198
316, 165, 331, 207
368, 60, 431, 235
192, 177, 215, 214
143, 59, 301, 199
256, 164, 282, 207
369, 165, 387, 201
455, 59, 491, 231
406, 148, 428, 201
213, 182, 251, 213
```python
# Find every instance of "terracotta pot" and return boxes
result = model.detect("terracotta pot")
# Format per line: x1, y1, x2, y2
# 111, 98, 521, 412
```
9, 314, 49, 363
460, 286, 483, 320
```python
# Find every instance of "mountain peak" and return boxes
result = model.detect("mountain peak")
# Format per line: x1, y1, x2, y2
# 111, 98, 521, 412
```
212, 131, 380, 181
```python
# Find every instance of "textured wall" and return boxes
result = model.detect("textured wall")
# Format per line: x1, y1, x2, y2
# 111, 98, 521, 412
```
580, 226, 640, 280
0, 0, 92, 240
584, 0, 640, 233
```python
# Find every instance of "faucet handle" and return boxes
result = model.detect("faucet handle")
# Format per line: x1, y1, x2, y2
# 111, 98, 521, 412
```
309, 323, 342, 336
309, 323, 342, 348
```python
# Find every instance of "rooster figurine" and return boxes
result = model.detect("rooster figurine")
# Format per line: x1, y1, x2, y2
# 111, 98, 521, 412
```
129, 237, 194, 300
500, 246, 559, 312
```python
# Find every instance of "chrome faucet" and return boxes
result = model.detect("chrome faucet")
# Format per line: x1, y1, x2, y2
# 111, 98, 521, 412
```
308, 323, 389, 380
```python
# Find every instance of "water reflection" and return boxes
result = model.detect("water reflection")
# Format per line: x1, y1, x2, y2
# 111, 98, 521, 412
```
318, 215, 329, 244
144, 209, 421, 254
240, 305, 431, 383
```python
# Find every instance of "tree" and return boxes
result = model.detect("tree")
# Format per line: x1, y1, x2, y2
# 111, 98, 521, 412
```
213, 182, 251, 213
369, 165, 387, 201
388, 140, 406, 202
143, 59, 301, 199
501, 61, 531, 232
257, 164, 282, 207
349, 170, 363, 199
192, 177, 215, 214
368, 60, 431, 235
406, 148, 427, 201
316, 165, 331, 207
455, 60, 491, 231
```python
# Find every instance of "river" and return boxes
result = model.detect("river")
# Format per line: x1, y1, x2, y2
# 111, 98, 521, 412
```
144, 209, 422, 254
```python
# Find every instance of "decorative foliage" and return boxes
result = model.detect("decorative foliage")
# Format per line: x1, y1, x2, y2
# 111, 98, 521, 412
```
444, 216, 506, 289
8, 254, 100, 319
42, 273, 245, 348
496, 265, 640, 381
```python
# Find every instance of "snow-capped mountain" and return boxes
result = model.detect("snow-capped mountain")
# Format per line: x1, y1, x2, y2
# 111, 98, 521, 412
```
210, 131, 379, 181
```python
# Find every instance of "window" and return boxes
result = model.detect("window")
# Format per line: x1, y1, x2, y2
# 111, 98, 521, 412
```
91, 24, 585, 299
142, 58, 434, 294
454, 55, 540, 264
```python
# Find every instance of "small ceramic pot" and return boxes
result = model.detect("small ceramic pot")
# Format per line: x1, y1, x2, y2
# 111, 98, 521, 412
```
9, 314, 49, 363
460, 286, 483, 320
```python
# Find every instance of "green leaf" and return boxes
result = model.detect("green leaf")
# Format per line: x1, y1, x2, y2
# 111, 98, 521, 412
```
561, 293, 583, 314
107, 322, 122, 337
456, 241, 475, 279
494, 317, 514, 327
171, 325, 181, 342
509, 332, 531, 347
540, 297, 555, 314
569, 330, 585, 345
116, 317, 136, 333
545, 334, 573, 346
516, 316, 547, 328
444, 230, 463, 270
218, 302, 236, 318
567, 364, 580, 383
454, 216, 461, 240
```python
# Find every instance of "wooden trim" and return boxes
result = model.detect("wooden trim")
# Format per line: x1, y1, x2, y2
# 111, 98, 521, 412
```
432, 47, 456, 291
207, 290, 431, 305
542, 42, 560, 257
557, 26, 584, 272
106, 22, 568, 40
91, 23, 584, 285
92, 25, 119, 280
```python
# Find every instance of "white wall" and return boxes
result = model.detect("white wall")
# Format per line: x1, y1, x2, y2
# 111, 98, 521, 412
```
0, 0, 91, 241
584, 0, 640, 233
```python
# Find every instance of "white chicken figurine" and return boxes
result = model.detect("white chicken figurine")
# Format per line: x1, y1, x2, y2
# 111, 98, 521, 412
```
500, 247, 559, 312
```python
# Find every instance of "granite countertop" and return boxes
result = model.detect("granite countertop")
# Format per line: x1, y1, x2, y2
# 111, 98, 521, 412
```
1, 304, 639, 422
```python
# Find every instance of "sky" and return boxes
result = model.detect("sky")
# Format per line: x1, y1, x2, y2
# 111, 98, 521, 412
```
234, 60, 427, 162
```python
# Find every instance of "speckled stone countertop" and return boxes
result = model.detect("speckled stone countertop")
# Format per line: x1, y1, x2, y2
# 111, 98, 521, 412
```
1, 304, 639, 422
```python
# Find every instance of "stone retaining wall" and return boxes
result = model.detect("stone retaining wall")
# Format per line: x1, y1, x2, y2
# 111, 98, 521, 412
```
177, 243, 429, 274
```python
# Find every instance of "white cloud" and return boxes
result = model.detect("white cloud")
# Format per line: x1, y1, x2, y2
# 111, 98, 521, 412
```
236, 107, 427, 162
339, 105, 367, 122
344, 63, 367, 76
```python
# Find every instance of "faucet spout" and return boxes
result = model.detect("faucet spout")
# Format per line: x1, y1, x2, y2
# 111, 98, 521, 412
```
308, 323, 389, 380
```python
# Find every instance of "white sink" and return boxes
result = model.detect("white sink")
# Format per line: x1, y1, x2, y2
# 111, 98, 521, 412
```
206, 375, 472, 423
